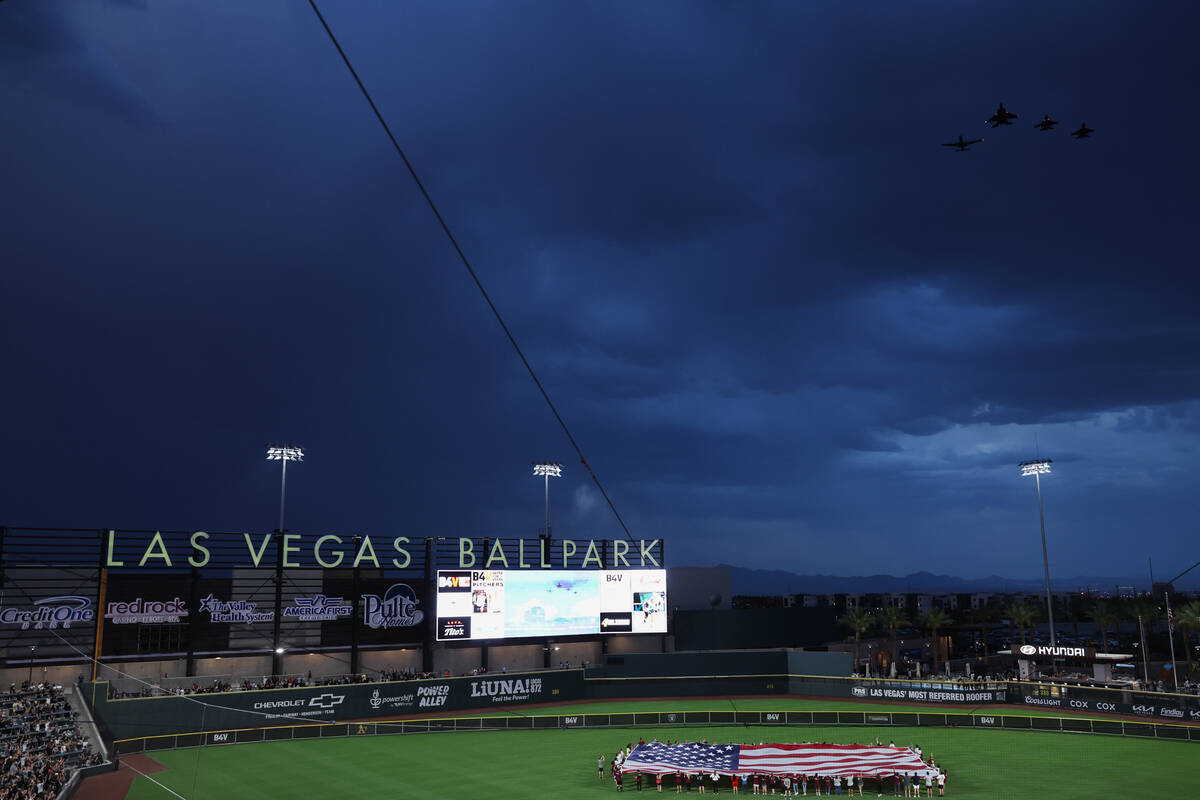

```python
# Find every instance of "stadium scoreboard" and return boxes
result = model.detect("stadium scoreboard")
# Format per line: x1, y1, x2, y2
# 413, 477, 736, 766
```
435, 569, 667, 641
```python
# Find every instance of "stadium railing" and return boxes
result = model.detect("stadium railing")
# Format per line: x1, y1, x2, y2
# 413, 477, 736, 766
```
109, 707, 1200, 755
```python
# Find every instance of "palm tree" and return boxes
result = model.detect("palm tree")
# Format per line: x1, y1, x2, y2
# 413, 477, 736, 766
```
880, 606, 909, 678
967, 605, 998, 666
838, 607, 874, 676
920, 608, 953, 675
1068, 594, 1090, 643
1127, 596, 1157, 642
1090, 600, 1121, 652
1175, 600, 1200, 676
1006, 601, 1037, 645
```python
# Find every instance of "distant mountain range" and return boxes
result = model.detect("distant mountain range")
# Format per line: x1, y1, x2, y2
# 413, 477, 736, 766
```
715, 565, 1196, 596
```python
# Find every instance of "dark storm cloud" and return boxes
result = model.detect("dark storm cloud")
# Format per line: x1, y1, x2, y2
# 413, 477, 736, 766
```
2, 0, 1199, 580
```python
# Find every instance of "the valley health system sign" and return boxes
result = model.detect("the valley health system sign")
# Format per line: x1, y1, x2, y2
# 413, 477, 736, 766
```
101, 531, 662, 570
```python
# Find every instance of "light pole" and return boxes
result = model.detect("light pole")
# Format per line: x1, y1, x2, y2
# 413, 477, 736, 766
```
266, 445, 304, 532
1020, 458, 1056, 647
532, 462, 563, 536
28, 646, 36, 686
266, 445, 302, 678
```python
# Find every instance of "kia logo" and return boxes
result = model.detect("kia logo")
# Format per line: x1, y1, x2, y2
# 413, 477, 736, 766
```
1019, 645, 1036, 656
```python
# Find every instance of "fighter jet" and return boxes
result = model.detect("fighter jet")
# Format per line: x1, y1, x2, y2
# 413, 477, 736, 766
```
985, 103, 1019, 127
1034, 115, 1059, 131
941, 135, 984, 152
1071, 123, 1095, 139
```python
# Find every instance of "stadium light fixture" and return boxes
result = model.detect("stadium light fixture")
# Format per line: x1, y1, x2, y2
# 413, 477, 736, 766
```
266, 444, 304, 532
1020, 459, 1051, 477
1019, 458, 1056, 647
532, 462, 563, 537
275, 647, 285, 655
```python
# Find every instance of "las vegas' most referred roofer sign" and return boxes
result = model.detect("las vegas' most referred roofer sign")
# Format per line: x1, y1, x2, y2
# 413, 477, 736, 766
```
100, 531, 662, 571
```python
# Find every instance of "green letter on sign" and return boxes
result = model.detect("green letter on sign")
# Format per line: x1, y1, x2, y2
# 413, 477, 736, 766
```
459, 537, 476, 568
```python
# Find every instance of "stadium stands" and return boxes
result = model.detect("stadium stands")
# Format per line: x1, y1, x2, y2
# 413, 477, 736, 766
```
1, 684, 103, 800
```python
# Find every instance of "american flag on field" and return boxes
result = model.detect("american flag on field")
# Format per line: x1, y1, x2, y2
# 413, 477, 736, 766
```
620, 741, 935, 779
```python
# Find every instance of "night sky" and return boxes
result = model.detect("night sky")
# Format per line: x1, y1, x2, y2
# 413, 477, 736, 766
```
3, 1, 1198, 585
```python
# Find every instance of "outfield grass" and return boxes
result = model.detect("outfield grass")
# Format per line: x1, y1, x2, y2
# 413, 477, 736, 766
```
127, 723, 1200, 800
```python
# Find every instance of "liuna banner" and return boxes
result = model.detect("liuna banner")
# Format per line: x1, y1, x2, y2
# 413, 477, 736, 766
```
88, 669, 584, 740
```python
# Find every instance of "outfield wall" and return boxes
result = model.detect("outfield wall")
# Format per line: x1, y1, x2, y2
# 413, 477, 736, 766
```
108, 708, 1200, 757
83, 664, 1200, 740
83, 669, 586, 740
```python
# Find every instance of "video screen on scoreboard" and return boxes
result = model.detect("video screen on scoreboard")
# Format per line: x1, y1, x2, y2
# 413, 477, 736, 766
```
435, 569, 666, 641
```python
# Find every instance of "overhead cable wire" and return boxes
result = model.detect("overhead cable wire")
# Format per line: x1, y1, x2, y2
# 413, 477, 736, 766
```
305, 0, 635, 541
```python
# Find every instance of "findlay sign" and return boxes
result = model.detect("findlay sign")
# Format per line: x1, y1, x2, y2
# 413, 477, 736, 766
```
101, 531, 662, 570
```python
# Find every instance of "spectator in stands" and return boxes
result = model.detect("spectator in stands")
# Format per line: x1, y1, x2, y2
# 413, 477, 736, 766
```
1, 683, 100, 800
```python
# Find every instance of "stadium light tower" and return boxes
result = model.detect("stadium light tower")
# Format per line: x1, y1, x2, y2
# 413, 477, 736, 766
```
1020, 458, 1056, 647
267, 445, 304, 531
532, 462, 563, 536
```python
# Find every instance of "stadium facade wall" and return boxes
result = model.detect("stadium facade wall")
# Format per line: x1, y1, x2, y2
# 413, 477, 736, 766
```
358, 648, 422, 674
606, 634, 668, 654
787, 650, 854, 678
0, 664, 90, 689
584, 674, 790, 700
599, 648, 848, 678
672, 608, 836, 650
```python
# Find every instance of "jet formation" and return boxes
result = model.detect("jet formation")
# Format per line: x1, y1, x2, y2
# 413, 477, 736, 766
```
943, 104, 1094, 151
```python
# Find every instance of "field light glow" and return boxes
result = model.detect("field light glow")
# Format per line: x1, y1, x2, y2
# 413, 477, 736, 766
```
267, 446, 304, 462
1019, 458, 1052, 477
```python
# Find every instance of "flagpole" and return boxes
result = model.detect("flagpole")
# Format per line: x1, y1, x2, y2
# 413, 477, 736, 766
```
1165, 591, 1179, 691
1138, 614, 1150, 686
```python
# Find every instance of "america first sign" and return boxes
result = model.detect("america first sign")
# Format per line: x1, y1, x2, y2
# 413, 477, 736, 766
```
101, 531, 662, 571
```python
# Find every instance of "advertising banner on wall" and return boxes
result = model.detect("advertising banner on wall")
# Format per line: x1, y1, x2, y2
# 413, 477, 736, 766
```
100, 575, 233, 657
1017, 693, 1200, 721
89, 668, 585, 739
849, 683, 1008, 704
100, 574, 200, 657
2, 568, 99, 664
317, 574, 426, 647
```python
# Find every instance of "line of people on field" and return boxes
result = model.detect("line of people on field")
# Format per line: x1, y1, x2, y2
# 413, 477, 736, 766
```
601, 739, 947, 798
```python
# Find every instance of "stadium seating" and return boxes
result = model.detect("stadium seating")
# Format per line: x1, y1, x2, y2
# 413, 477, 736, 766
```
1, 684, 103, 800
